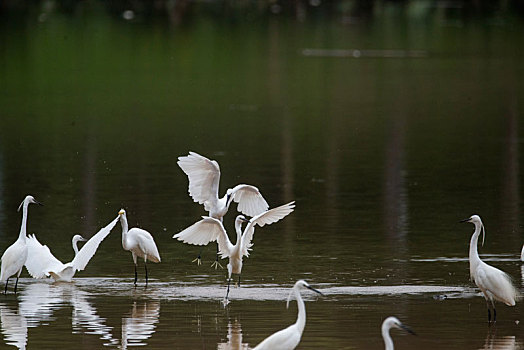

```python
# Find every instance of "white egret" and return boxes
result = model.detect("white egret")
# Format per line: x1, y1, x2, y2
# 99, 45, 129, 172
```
461, 215, 519, 322
24, 216, 119, 282
173, 202, 295, 299
520, 244, 524, 262
0, 195, 42, 294
177, 151, 269, 267
252, 280, 322, 350
118, 209, 161, 286
381, 316, 416, 350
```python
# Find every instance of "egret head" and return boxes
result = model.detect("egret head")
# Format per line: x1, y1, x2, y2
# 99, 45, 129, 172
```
72, 235, 87, 244
118, 209, 126, 217
286, 280, 323, 308
382, 316, 416, 335
236, 215, 249, 223
18, 195, 43, 212
460, 214, 485, 246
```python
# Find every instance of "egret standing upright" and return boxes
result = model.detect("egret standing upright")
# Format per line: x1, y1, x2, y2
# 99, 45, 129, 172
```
461, 215, 519, 323
177, 151, 269, 267
118, 209, 161, 286
0, 195, 42, 294
252, 280, 322, 350
381, 316, 416, 350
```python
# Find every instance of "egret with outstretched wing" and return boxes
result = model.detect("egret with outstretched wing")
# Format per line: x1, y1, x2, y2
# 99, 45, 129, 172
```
24, 216, 119, 282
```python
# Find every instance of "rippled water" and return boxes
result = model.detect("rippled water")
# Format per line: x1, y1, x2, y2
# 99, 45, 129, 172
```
1, 4, 524, 350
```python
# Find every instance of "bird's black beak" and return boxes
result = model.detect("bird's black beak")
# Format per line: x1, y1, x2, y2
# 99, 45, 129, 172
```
306, 285, 324, 296
35, 200, 43, 206
400, 323, 416, 336
459, 218, 470, 223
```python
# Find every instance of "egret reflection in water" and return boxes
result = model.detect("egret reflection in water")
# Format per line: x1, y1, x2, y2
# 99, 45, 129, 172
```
481, 334, 520, 350
119, 301, 160, 349
217, 318, 249, 350
0, 282, 118, 349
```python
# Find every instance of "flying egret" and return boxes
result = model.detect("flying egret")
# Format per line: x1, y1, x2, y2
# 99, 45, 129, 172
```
381, 316, 416, 350
24, 216, 119, 282
461, 215, 519, 323
252, 280, 322, 350
173, 201, 295, 299
118, 209, 161, 286
1, 195, 42, 294
177, 151, 269, 267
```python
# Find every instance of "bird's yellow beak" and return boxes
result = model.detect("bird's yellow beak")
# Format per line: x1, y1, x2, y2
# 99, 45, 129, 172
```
119, 209, 125, 216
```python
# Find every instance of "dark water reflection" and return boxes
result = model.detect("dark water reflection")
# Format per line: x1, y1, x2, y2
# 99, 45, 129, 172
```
1, 5, 524, 350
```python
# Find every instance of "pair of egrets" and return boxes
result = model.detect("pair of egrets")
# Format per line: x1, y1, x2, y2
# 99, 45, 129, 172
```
0, 195, 160, 293
252, 280, 414, 350
174, 152, 295, 300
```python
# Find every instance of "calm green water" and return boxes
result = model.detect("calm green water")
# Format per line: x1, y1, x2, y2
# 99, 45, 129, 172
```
1, 6, 524, 350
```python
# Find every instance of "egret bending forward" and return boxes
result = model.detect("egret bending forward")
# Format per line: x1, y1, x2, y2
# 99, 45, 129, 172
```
118, 209, 161, 286
381, 316, 416, 350
24, 216, 119, 282
461, 215, 519, 322
177, 151, 269, 267
174, 202, 295, 299
253, 280, 322, 350
0, 195, 42, 294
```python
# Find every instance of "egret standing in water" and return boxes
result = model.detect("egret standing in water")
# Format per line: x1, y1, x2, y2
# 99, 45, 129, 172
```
174, 202, 295, 300
24, 215, 119, 282
461, 215, 519, 323
0, 195, 42, 294
252, 280, 322, 350
381, 316, 416, 350
118, 209, 161, 286
177, 151, 269, 267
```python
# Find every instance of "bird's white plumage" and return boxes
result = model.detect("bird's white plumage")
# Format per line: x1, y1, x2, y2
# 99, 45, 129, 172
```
253, 280, 321, 350
463, 215, 519, 318
177, 151, 269, 218
126, 228, 161, 263
172, 217, 226, 246
240, 201, 295, 257
24, 216, 119, 282
1, 195, 41, 291
381, 316, 415, 350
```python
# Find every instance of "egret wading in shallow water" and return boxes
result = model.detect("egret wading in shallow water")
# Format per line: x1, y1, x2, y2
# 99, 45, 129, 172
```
174, 202, 295, 300
252, 280, 322, 350
177, 151, 269, 268
118, 209, 161, 286
461, 215, 519, 323
381, 316, 416, 350
24, 216, 119, 282
0, 195, 42, 294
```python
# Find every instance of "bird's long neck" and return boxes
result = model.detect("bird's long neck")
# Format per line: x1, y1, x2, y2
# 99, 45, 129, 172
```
121, 216, 129, 249
72, 239, 80, 255
469, 222, 482, 279
18, 203, 29, 242
381, 326, 394, 350
234, 219, 244, 246
294, 288, 307, 335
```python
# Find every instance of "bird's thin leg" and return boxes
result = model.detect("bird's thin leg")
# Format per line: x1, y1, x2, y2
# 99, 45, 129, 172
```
14, 276, 19, 294
238, 275, 241, 287
145, 263, 148, 287
134, 264, 138, 286
225, 277, 231, 300
211, 245, 223, 269
491, 300, 497, 323
192, 249, 202, 266
4, 278, 9, 295
486, 300, 492, 324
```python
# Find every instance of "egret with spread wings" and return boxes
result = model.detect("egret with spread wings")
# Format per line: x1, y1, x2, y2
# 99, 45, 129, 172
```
24, 215, 119, 282
177, 151, 269, 267
174, 201, 295, 300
